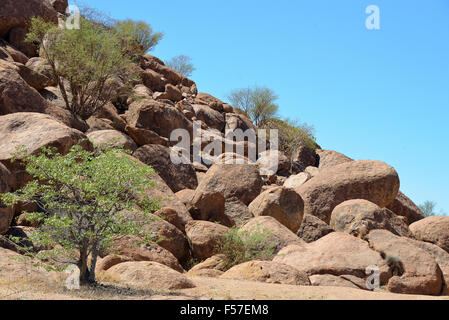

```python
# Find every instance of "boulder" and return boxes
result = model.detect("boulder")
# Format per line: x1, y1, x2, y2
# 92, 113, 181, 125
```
151, 64, 183, 86
220, 261, 311, 286
404, 238, 449, 295
107, 235, 183, 272
240, 216, 304, 254
330, 199, 412, 238
140, 54, 165, 68
283, 172, 311, 189
367, 230, 443, 295
108, 235, 184, 272
0, 68, 86, 131
316, 149, 353, 170
132, 212, 191, 264
305, 166, 320, 177
87, 130, 137, 152
141, 172, 192, 233
195, 93, 225, 107
0, 113, 91, 189
133, 144, 198, 193
185, 220, 229, 261
225, 113, 255, 132
49, 0, 68, 14
274, 232, 388, 280
96, 255, 132, 273
0, 59, 51, 91
196, 163, 263, 205
102, 261, 195, 290
0, 0, 58, 38
309, 274, 364, 290
175, 189, 195, 206
154, 207, 186, 234
386, 191, 424, 224
296, 214, 334, 243
86, 117, 115, 132
409, 216, 449, 253
192, 104, 225, 131
125, 99, 192, 139
154, 84, 183, 102
188, 254, 228, 275
0, 67, 49, 115
125, 126, 169, 147
0, 40, 28, 64
297, 160, 400, 224
26, 58, 55, 85
293, 145, 318, 170
212, 152, 250, 166
8, 26, 37, 57
187, 191, 231, 226
39, 86, 71, 110
94, 102, 127, 132
142, 69, 168, 92
224, 200, 254, 227
127, 84, 153, 105
257, 150, 290, 176
248, 186, 304, 233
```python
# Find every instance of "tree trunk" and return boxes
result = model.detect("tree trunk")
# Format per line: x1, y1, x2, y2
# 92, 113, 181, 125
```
88, 247, 98, 284
78, 247, 90, 285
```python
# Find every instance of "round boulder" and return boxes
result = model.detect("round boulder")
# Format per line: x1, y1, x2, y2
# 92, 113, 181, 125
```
248, 186, 304, 233
330, 199, 412, 238
296, 160, 400, 224
410, 216, 449, 253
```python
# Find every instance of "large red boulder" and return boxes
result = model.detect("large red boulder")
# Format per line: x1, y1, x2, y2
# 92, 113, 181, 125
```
296, 160, 400, 224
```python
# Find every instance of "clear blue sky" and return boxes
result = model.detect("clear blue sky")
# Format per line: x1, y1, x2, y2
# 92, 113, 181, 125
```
78, 0, 449, 214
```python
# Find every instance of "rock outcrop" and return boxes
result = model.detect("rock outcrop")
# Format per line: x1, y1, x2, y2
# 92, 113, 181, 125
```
248, 186, 304, 233
296, 160, 400, 224
410, 217, 449, 253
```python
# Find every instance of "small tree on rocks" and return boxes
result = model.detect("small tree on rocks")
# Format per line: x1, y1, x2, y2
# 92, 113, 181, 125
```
1, 144, 160, 285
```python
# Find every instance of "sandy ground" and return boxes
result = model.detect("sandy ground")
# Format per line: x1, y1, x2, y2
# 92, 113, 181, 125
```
1, 274, 448, 300
1, 248, 447, 300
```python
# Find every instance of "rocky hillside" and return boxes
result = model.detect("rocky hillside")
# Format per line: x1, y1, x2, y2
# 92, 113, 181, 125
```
1, 0, 449, 300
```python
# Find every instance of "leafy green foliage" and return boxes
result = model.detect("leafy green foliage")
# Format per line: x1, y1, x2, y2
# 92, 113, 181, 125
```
1, 144, 160, 283
215, 226, 276, 271
228, 86, 279, 126
166, 55, 196, 77
114, 19, 163, 55
25, 17, 145, 120
261, 117, 317, 158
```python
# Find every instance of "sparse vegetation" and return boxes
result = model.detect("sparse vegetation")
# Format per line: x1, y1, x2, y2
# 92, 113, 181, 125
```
228, 86, 316, 170
166, 55, 196, 77
228, 86, 279, 126
261, 117, 317, 170
25, 16, 158, 120
419, 201, 446, 217
215, 226, 276, 271
1, 144, 160, 285
113, 19, 163, 56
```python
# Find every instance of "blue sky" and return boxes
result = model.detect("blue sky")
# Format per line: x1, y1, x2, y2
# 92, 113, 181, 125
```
79, 0, 449, 214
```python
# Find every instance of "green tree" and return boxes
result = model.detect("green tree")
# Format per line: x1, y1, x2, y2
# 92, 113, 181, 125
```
228, 86, 279, 126
114, 19, 163, 55
1, 144, 160, 284
166, 55, 196, 77
419, 201, 437, 217
25, 17, 150, 120
227, 87, 253, 115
